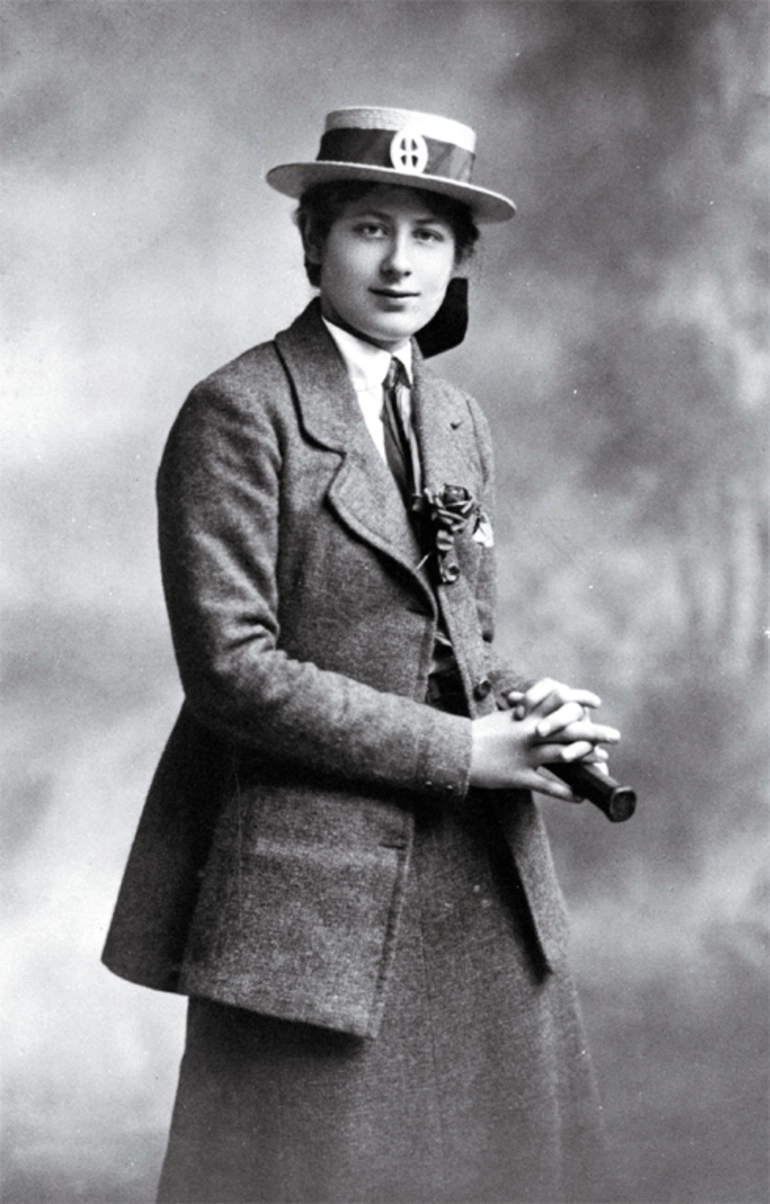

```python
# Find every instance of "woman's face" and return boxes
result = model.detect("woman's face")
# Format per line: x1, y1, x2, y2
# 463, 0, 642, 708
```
312, 185, 457, 350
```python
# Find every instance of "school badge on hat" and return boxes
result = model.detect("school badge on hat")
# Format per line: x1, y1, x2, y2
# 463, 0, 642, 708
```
266, 106, 516, 223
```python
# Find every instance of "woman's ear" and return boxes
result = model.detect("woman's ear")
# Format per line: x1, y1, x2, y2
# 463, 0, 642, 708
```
295, 211, 323, 265
302, 234, 325, 270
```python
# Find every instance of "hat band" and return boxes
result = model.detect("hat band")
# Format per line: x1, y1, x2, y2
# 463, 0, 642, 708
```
317, 128, 475, 184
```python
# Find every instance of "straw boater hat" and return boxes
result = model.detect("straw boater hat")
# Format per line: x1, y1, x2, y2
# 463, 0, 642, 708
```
266, 106, 516, 223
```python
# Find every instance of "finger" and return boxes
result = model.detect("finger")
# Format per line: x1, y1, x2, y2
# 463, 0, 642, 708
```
575, 722, 620, 745
581, 748, 609, 764
553, 746, 609, 762
525, 683, 602, 718
534, 746, 609, 768
503, 692, 526, 719
558, 740, 596, 763
530, 689, 601, 717
531, 740, 595, 765
533, 770, 586, 804
566, 689, 601, 711
534, 701, 585, 738
520, 678, 560, 712
515, 768, 578, 802
536, 720, 621, 746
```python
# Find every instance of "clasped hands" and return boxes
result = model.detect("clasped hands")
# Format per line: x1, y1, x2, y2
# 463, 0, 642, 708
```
469, 678, 620, 800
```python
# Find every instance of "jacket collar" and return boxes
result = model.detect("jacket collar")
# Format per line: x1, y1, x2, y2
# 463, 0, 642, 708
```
321, 317, 413, 392
274, 300, 473, 607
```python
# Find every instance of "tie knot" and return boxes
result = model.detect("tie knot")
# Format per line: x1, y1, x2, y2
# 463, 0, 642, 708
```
384, 357, 408, 393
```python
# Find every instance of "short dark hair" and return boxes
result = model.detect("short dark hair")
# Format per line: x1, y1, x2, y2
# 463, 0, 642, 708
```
295, 180, 480, 287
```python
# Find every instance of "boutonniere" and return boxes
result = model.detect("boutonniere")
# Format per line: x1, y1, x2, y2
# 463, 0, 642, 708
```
414, 484, 494, 584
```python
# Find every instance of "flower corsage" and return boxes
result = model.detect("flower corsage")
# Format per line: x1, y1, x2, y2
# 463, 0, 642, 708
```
414, 484, 494, 585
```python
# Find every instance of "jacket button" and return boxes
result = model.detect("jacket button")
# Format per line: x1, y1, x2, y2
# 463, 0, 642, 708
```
473, 676, 492, 701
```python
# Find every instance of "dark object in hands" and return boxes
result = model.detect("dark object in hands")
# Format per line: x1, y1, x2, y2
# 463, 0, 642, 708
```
546, 761, 637, 823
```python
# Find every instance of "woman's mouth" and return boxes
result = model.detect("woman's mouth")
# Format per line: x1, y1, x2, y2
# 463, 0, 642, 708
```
370, 288, 419, 299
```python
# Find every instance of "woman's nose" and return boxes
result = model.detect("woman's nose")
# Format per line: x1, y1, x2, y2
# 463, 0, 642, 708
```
381, 232, 412, 276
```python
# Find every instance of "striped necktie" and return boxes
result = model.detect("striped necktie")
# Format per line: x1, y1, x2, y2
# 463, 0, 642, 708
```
382, 359, 457, 678
381, 357, 419, 507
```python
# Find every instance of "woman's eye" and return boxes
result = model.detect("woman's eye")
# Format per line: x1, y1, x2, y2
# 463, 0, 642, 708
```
355, 223, 386, 237
414, 228, 446, 244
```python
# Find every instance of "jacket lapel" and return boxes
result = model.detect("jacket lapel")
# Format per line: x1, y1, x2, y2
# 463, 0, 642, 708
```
411, 356, 489, 705
274, 302, 436, 612
410, 354, 473, 498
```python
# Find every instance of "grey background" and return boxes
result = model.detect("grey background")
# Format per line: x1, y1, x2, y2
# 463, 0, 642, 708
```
3, 2, 768, 1202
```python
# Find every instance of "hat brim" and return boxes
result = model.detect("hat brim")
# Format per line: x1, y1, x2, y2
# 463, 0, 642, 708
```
266, 161, 516, 223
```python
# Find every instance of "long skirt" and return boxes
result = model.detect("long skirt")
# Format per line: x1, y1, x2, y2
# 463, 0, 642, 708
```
156, 795, 607, 1204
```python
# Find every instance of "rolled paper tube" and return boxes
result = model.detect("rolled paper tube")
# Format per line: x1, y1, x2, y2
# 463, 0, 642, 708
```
546, 761, 637, 823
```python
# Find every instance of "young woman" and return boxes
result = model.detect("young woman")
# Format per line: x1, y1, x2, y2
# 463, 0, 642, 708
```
104, 107, 620, 1203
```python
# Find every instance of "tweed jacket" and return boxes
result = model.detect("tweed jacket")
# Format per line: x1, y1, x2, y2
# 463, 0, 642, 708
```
102, 300, 569, 1038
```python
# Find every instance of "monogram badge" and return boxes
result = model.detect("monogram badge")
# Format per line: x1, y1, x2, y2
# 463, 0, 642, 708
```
390, 128, 430, 175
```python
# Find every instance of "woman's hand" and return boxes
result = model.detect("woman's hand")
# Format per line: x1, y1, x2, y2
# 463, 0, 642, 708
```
469, 678, 620, 799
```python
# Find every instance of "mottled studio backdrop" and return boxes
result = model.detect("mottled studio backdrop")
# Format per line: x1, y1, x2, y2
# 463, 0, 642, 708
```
3, 3, 768, 1202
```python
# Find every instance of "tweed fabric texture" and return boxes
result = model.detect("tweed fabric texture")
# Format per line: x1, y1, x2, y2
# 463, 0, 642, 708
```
157, 802, 605, 1204
102, 301, 568, 1037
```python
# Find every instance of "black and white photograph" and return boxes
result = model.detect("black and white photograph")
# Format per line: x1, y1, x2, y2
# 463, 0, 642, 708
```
3, 3, 768, 1203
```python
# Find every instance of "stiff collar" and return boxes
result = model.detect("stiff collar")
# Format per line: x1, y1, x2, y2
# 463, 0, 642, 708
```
321, 317, 413, 393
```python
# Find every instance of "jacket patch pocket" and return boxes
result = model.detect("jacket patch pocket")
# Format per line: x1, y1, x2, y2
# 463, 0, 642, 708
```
180, 824, 405, 1038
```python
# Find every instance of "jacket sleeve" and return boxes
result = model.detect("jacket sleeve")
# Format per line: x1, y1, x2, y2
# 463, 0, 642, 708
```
466, 394, 533, 704
157, 367, 473, 805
